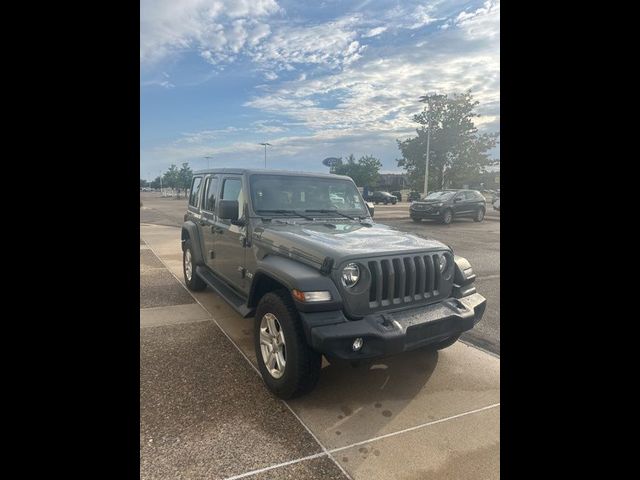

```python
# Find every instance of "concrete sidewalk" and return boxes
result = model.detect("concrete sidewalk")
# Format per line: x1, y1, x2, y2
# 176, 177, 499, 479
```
140, 225, 500, 479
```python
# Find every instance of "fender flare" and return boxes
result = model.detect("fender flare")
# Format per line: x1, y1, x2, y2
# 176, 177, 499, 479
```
181, 221, 205, 266
248, 255, 343, 312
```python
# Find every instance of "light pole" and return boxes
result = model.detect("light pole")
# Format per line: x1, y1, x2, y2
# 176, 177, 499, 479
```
423, 126, 431, 196
259, 142, 272, 168
204, 155, 213, 169
159, 170, 163, 196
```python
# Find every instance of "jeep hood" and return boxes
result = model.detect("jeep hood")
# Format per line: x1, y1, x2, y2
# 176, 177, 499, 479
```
254, 221, 449, 267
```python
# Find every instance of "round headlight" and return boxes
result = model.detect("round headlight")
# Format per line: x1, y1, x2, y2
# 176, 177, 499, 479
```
341, 263, 360, 288
439, 255, 448, 273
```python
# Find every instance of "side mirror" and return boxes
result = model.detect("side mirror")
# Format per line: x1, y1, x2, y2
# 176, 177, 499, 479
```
366, 202, 375, 218
218, 200, 239, 222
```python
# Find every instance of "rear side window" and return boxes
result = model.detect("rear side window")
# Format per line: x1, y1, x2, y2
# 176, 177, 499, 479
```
204, 176, 219, 212
189, 177, 203, 207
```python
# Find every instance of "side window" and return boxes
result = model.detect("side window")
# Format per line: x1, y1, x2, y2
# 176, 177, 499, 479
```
204, 176, 219, 212
189, 177, 203, 208
220, 178, 244, 219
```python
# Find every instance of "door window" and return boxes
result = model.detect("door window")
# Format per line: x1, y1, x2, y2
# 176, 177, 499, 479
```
189, 177, 203, 207
203, 176, 219, 212
220, 178, 244, 219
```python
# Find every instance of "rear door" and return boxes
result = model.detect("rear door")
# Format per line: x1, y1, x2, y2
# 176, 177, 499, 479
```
200, 175, 220, 269
211, 176, 248, 292
187, 175, 205, 246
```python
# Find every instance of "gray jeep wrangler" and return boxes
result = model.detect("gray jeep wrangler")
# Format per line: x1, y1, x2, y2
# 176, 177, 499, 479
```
181, 169, 486, 398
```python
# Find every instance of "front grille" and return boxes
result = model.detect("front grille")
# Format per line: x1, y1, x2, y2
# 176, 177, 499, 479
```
366, 253, 449, 311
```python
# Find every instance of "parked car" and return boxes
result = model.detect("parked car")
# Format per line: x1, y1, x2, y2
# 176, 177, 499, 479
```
367, 191, 397, 205
390, 191, 403, 202
181, 169, 485, 398
408, 191, 421, 202
410, 189, 486, 224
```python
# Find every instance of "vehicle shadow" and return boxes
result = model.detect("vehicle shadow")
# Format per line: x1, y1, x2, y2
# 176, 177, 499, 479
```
288, 348, 440, 436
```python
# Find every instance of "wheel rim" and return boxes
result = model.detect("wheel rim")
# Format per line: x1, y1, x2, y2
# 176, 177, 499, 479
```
478, 209, 484, 221
259, 313, 286, 379
444, 211, 452, 223
184, 249, 193, 281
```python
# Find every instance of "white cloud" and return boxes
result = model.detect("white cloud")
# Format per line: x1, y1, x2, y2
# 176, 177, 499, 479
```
140, 0, 280, 66
407, 4, 439, 29
362, 26, 388, 38
248, 15, 365, 70
454, 0, 500, 40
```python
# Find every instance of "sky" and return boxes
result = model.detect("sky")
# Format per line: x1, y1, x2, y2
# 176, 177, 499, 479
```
140, 0, 500, 180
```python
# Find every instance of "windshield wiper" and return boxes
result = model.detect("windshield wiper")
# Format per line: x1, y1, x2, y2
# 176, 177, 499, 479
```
304, 209, 360, 221
255, 209, 315, 221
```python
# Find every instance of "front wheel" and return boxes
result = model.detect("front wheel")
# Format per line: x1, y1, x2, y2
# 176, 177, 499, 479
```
473, 207, 485, 222
441, 209, 453, 225
412, 217, 422, 223
254, 290, 322, 399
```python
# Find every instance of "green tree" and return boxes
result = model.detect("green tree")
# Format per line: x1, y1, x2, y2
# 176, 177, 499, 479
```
140, 178, 148, 188
396, 91, 499, 192
333, 154, 382, 187
178, 162, 193, 198
148, 176, 161, 189
163, 164, 180, 196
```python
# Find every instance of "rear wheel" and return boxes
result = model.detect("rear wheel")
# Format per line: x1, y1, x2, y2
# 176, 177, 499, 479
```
183, 240, 206, 291
441, 209, 453, 225
254, 290, 322, 399
473, 207, 485, 222
412, 217, 422, 223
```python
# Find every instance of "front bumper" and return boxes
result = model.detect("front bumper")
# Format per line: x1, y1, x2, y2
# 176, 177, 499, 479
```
299, 293, 486, 360
410, 208, 442, 219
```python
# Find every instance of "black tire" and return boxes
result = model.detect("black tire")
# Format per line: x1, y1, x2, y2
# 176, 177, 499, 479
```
412, 217, 422, 223
473, 207, 485, 222
384, 200, 389, 205
441, 209, 453, 225
183, 239, 206, 291
392, 200, 397, 205
254, 290, 322, 399
428, 334, 460, 351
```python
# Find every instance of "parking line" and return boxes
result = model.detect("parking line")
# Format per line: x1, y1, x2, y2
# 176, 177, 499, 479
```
223, 402, 501, 480
141, 237, 352, 480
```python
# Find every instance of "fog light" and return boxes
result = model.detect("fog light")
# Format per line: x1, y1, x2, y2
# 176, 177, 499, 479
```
352, 337, 363, 352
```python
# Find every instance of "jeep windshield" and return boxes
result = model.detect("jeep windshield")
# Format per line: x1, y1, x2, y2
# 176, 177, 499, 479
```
250, 174, 369, 218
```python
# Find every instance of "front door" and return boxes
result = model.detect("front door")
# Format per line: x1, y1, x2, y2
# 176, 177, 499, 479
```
452, 191, 466, 215
212, 176, 248, 293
